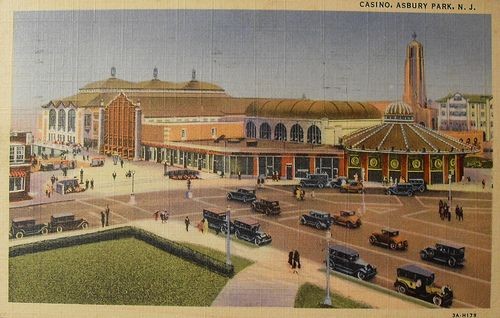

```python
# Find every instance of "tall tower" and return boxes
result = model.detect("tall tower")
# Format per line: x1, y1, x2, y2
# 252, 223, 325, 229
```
403, 32, 427, 109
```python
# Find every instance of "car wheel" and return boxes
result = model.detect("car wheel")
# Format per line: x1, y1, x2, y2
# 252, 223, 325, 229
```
81, 222, 89, 229
254, 238, 260, 246
265, 209, 271, 216
447, 257, 457, 267
300, 217, 306, 225
347, 222, 354, 229
396, 283, 407, 294
15, 231, 24, 239
407, 191, 413, 197
356, 271, 366, 280
428, 249, 435, 258
315, 223, 322, 230
390, 242, 397, 250
41, 227, 49, 235
386, 190, 391, 195
56, 226, 63, 233
420, 251, 428, 260
243, 198, 247, 203
226, 194, 232, 200
432, 295, 443, 307
221, 227, 227, 235
419, 186, 425, 193
235, 230, 241, 239
318, 183, 324, 189
369, 236, 377, 245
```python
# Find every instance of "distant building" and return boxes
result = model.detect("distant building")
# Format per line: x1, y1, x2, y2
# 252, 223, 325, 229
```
9, 131, 32, 201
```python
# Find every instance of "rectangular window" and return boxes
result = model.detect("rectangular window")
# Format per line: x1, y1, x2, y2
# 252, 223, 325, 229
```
84, 114, 92, 128
211, 127, 217, 137
10, 145, 25, 163
9, 177, 25, 192
181, 129, 187, 139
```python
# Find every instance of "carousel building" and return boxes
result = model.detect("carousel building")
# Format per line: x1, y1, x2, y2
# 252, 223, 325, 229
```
341, 101, 478, 184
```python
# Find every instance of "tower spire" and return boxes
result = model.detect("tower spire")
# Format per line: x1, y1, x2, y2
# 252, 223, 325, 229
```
412, 32, 417, 40
192, 69, 196, 81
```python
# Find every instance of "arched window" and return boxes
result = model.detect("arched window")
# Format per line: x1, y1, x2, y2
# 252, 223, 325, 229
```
68, 109, 76, 132
274, 123, 287, 141
259, 123, 271, 139
290, 124, 304, 142
49, 109, 56, 129
58, 109, 66, 131
307, 125, 322, 144
246, 121, 256, 138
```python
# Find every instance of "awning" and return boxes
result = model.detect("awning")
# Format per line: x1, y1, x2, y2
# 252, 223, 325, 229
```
10, 169, 27, 178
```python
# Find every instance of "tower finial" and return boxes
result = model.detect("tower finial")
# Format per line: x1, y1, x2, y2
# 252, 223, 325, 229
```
111, 66, 116, 78
192, 68, 196, 81
412, 32, 417, 40
153, 66, 158, 80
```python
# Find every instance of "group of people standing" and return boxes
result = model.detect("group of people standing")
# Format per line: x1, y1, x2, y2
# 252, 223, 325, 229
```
100, 205, 111, 227
438, 200, 464, 221
154, 210, 171, 223
288, 249, 301, 274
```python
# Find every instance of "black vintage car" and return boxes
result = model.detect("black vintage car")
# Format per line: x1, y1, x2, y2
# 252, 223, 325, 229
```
10, 217, 49, 239
420, 242, 465, 268
300, 210, 334, 230
329, 244, 377, 280
226, 188, 256, 203
394, 264, 453, 307
48, 212, 89, 233
299, 173, 330, 188
385, 183, 414, 196
329, 176, 348, 188
233, 218, 272, 246
409, 178, 427, 193
251, 199, 281, 216
203, 208, 233, 233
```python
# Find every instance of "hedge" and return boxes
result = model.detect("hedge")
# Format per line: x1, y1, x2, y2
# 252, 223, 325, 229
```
10, 226, 234, 277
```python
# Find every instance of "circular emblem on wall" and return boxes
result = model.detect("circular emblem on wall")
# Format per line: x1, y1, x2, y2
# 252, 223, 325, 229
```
434, 158, 443, 169
350, 156, 360, 166
390, 159, 399, 170
412, 159, 421, 170
450, 158, 456, 167
369, 157, 379, 168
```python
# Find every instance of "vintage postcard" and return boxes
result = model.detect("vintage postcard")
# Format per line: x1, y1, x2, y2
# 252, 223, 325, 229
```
1, 1, 498, 318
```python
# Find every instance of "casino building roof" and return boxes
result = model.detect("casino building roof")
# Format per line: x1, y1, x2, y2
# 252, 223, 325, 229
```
342, 101, 477, 155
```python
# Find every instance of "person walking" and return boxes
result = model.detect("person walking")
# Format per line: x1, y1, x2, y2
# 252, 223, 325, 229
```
455, 205, 460, 220
187, 179, 191, 191
447, 206, 451, 222
203, 218, 209, 234
85, 179, 89, 190
90, 178, 94, 189
51, 174, 56, 185
154, 210, 159, 222
459, 206, 464, 221
293, 250, 301, 274
185, 216, 190, 232
120, 159, 124, 168
100, 211, 105, 228
160, 211, 165, 223
238, 170, 241, 180
112, 171, 117, 180
482, 179, 486, 189
105, 205, 110, 226
288, 250, 294, 269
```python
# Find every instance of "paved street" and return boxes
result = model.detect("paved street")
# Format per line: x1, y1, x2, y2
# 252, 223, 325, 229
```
10, 160, 492, 308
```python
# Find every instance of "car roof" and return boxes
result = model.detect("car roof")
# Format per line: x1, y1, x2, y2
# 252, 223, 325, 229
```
203, 208, 226, 215
236, 188, 253, 192
330, 244, 358, 256
399, 264, 434, 277
12, 216, 35, 222
235, 217, 260, 226
52, 212, 75, 218
382, 227, 399, 233
311, 210, 329, 216
437, 242, 465, 249
409, 178, 424, 182
340, 210, 355, 214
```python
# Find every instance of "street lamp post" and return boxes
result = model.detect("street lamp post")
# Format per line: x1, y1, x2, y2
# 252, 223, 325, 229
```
129, 170, 136, 204
448, 173, 452, 205
324, 229, 332, 306
225, 206, 232, 266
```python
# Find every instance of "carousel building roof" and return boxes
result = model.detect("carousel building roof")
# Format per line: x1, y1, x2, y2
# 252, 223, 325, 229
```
342, 101, 478, 155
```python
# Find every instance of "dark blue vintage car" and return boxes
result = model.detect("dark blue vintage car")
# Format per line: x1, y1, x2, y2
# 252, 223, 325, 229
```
232, 218, 272, 246
226, 188, 257, 203
300, 210, 334, 230
10, 217, 49, 239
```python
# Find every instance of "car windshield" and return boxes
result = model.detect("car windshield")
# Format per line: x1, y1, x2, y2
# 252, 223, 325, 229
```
342, 211, 355, 216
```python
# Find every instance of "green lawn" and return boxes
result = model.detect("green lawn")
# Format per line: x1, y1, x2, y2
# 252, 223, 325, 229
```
9, 237, 249, 306
294, 283, 372, 308
180, 242, 254, 274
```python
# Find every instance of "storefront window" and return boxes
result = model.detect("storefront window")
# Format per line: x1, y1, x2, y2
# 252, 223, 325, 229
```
9, 177, 25, 192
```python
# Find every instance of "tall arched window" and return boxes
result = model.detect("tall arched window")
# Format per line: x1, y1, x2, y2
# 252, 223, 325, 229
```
307, 125, 322, 144
58, 109, 66, 131
274, 123, 287, 141
68, 109, 76, 132
49, 109, 56, 129
246, 121, 256, 138
290, 124, 304, 142
259, 123, 271, 139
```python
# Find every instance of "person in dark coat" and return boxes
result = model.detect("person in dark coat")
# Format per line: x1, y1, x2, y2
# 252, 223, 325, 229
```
288, 250, 294, 268
459, 206, 464, 221
120, 159, 124, 168
185, 216, 190, 231
100, 211, 105, 228
85, 179, 89, 189
455, 205, 460, 220
112, 171, 117, 180
292, 250, 301, 273
105, 205, 110, 226
90, 178, 94, 189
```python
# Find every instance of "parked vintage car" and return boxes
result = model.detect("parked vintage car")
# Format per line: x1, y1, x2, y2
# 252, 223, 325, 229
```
10, 217, 49, 239
232, 218, 272, 246
165, 169, 200, 180
420, 242, 465, 268
299, 173, 331, 188
226, 188, 256, 203
300, 210, 334, 230
329, 244, 377, 280
203, 208, 233, 233
55, 178, 85, 194
251, 199, 281, 216
332, 210, 361, 228
340, 181, 364, 193
385, 183, 414, 196
409, 178, 427, 193
48, 212, 89, 233
39, 161, 55, 171
90, 157, 106, 167
394, 264, 453, 307
329, 176, 348, 188
369, 228, 408, 250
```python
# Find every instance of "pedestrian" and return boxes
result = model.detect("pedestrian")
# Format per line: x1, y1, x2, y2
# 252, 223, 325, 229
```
459, 206, 464, 221
112, 171, 117, 180
288, 250, 294, 268
154, 210, 159, 221
87, 155, 90, 161
90, 178, 94, 189
482, 179, 486, 189
120, 159, 124, 168
160, 211, 165, 223
447, 206, 451, 222
80, 168, 84, 181
455, 205, 460, 220
185, 216, 190, 231
105, 205, 110, 226
197, 219, 204, 233
203, 218, 209, 234
238, 170, 241, 180
187, 179, 191, 191
293, 250, 301, 274
300, 189, 305, 201
163, 210, 170, 222
311, 190, 315, 200
100, 211, 105, 228
438, 200, 443, 219
85, 179, 89, 189
51, 174, 56, 185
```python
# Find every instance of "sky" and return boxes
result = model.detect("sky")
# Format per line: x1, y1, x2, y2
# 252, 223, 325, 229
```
12, 10, 491, 130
